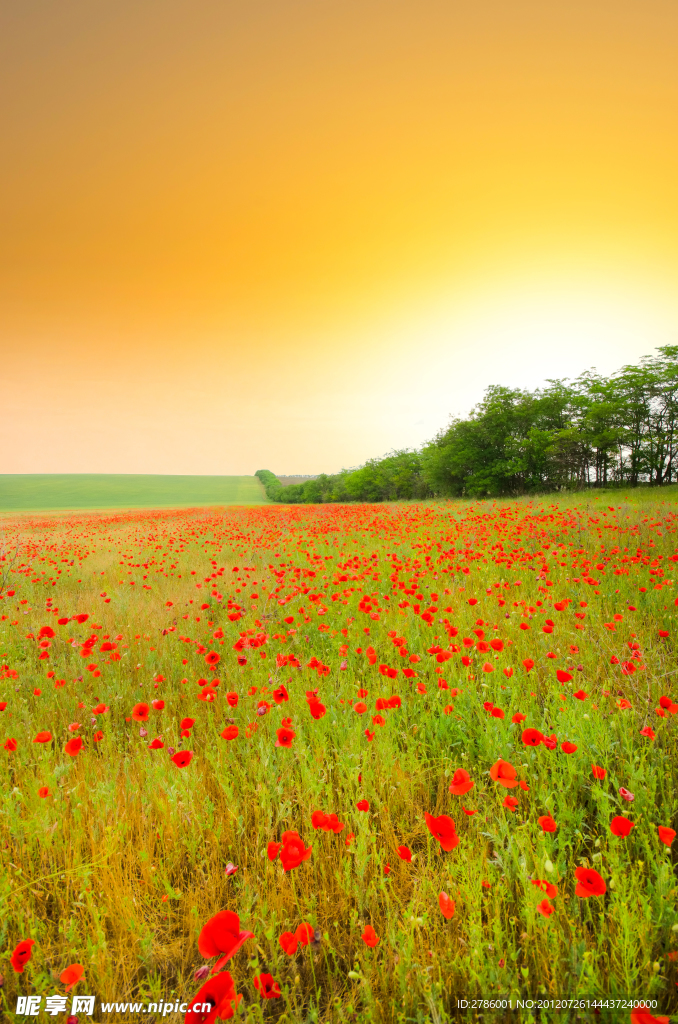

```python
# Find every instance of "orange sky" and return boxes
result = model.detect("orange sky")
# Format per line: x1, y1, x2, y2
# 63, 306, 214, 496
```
2, 0, 678, 475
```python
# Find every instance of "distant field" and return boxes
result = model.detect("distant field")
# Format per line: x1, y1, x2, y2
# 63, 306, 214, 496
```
0, 474, 269, 511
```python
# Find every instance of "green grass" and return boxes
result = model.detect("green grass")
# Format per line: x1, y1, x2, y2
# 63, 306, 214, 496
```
0, 474, 269, 511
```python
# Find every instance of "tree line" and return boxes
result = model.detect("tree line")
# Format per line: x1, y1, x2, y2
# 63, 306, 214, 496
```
256, 345, 678, 502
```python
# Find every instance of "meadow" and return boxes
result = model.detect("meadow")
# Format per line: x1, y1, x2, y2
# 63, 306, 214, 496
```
0, 475, 268, 512
1, 492, 677, 1023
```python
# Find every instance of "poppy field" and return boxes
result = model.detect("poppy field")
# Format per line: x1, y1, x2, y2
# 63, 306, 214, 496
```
1, 493, 678, 1023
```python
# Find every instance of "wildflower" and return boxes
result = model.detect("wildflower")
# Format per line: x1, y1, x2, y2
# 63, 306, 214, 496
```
574, 866, 606, 897
60, 964, 84, 991
198, 910, 254, 973
531, 879, 557, 898
131, 703, 149, 722
591, 765, 606, 780
489, 759, 519, 788
279, 830, 312, 871
610, 816, 634, 837
185, 970, 241, 1022
64, 737, 83, 756
658, 826, 676, 847
396, 845, 412, 862
171, 750, 192, 768
536, 899, 554, 917
279, 931, 298, 956
33, 731, 52, 743
522, 728, 543, 747
537, 815, 557, 833
438, 892, 455, 919
221, 725, 239, 740
561, 741, 577, 754
356, 799, 370, 812
619, 787, 635, 802
424, 812, 459, 851
361, 925, 379, 947
11, 939, 35, 973
275, 727, 295, 748
448, 768, 474, 795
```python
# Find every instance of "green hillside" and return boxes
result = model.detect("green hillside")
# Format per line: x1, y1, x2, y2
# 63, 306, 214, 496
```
0, 474, 269, 511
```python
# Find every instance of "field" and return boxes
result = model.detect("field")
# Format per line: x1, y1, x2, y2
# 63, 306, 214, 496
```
0, 475, 269, 512
1, 492, 677, 1023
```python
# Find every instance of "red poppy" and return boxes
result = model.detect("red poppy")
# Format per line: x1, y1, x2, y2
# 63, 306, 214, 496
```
543, 733, 557, 750
424, 812, 459, 851
610, 816, 634, 837
658, 826, 676, 847
226, 692, 239, 708
522, 658, 534, 672
149, 738, 164, 749
461, 805, 477, 815
295, 922, 314, 945
4, 738, 18, 752
280, 830, 312, 871
60, 963, 84, 991
275, 727, 295, 748
354, 702, 367, 715
573, 689, 588, 701
254, 973, 281, 999
522, 728, 543, 747
591, 765, 606, 780
503, 795, 519, 812
556, 670, 572, 683
171, 750, 193, 768
38, 786, 49, 798
92, 703, 109, 714
489, 759, 519, 788
448, 768, 474, 795
132, 703, 150, 722
198, 910, 254, 973
151, 699, 165, 710
629, 1006, 670, 1024
536, 899, 554, 917
221, 725, 239, 741
574, 865, 606, 897
361, 925, 379, 947
279, 931, 297, 955
561, 741, 577, 754
438, 892, 455, 919
511, 712, 526, 723
205, 652, 220, 666
619, 787, 635, 802
640, 726, 656, 740
308, 700, 326, 720
356, 799, 370, 812
72, 614, 89, 624
537, 815, 557, 833
267, 841, 281, 861
11, 938, 35, 973
33, 731, 52, 743
396, 845, 412, 862
273, 685, 289, 704
531, 879, 557, 898
185, 969, 241, 1023
64, 737, 83, 756
93, 731, 104, 742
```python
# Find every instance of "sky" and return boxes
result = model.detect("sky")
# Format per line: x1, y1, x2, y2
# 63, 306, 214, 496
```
1, 0, 678, 475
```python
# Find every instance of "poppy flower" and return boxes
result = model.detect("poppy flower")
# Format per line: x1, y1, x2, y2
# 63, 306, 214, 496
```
254, 973, 281, 999
38, 786, 49, 798
92, 703, 109, 714
522, 728, 543, 747
461, 805, 477, 815
185, 969, 241, 1023
149, 738, 165, 749
511, 712, 526, 724
448, 768, 474, 795
536, 899, 554, 918
354, 702, 367, 715
131, 703, 150, 722
489, 759, 519, 788
658, 826, 676, 847
531, 879, 557, 898
561, 741, 577, 754
619, 787, 635, 802
279, 931, 298, 955
171, 750, 193, 768
574, 865, 606, 897
522, 659, 534, 673
640, 726, 656, 740
4, 738, 18, 752
280, 830, 312, 871
198, 910, 254, 973
556, 670, 572, 683
64, 737, 83, 756
60, 963, 84, 991
503, 795, 519, 812
274, 724, 296, 748
226, 692, 239, 708
267, 841, 281, 861
295, 922, 314, 946
273, 685, 289, 704
543, 734, 558, 750
308, 700, 326, 720
205, 651, 220, 666
591, 765, 606, 780
629, 1006, 670, 1024
361, 925, 379, 947
151, 699, 165, 710
537, 815, 557, 833
610, 816, 634, 837
438, 892, 455, 919
396, 845, 412, 862
221, 725, 239, 741
33, 731, 52, 743
356, 799, 370, 812
11, 938, 35, 973
424, 812, 459, 851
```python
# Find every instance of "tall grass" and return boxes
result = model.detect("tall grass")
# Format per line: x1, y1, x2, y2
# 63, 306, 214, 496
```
0, 493, 676, 1022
